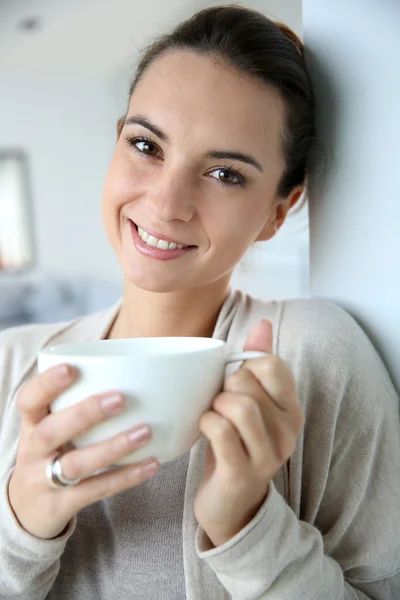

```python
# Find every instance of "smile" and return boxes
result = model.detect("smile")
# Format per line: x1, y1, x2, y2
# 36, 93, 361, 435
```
129, 220, 196, 261
136, 225, 191, 250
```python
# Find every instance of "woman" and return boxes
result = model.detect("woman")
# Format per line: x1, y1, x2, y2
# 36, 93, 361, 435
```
1, 5, 399, 599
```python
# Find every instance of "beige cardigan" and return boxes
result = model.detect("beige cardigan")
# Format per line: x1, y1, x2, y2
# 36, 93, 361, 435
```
1, 289, 400, 599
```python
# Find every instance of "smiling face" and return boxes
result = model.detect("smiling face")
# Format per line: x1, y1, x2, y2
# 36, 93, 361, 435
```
102, 50, 303, 293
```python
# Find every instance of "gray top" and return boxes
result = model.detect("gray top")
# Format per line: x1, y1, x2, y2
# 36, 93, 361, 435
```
47, 452, 190, 599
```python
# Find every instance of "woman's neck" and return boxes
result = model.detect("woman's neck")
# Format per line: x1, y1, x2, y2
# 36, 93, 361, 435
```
107, 278, 231, 340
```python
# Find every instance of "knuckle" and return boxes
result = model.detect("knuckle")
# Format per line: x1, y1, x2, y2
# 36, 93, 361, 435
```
260, 355, 282, 376
118, 466, 142, 491
198, 413, 207, 431
93, 465, 141, 502
213, 417, 233, 440
235, 395, 258, 420
16, 368, 70, 415
252, 422, 269, 448
125, 467, 143, 485
16, 380, 37, 413
80, 396, 102, 426
199, 410, 213, 432
62, 454, 81, 480
213, 391, 230, 411
262, 358, 293, 389
34, 421, 56, 450
117, 433, 135, 455
41, 373, 61, 397
225, 369, 247, 390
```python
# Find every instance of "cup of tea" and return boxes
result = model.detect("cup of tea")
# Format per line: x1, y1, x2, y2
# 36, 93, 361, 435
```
37, 337, 265, 465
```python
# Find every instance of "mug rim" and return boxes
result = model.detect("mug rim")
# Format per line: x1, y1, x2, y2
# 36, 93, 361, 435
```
38, 336, 226, 359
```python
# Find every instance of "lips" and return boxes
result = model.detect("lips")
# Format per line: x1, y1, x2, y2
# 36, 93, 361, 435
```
129, 220, 196, 261
131, 220, 196, 248
137, 227, 188, 250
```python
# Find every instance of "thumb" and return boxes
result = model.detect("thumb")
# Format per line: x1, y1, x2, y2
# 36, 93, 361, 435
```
243, 319, 273, 355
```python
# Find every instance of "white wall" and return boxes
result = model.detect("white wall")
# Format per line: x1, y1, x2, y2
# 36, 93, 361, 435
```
303, 0, 400, 391
0, 72, 122, 284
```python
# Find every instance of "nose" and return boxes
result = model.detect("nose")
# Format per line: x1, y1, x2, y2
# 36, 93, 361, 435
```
144, 168, 195, 223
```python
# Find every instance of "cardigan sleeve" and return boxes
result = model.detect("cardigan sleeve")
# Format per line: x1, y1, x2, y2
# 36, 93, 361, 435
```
195, 300, 400, 599
0, 326, 77, 599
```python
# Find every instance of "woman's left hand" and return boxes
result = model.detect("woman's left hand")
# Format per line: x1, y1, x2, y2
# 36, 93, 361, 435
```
194, 319, 305, 549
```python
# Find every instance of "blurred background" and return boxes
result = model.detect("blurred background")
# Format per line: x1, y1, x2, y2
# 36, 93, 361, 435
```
0, 0, 309, 330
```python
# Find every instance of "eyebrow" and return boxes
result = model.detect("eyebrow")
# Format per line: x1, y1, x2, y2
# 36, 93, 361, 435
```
205, 150, 263, 173
125, 116, 169, 142
124, 115, 264, 173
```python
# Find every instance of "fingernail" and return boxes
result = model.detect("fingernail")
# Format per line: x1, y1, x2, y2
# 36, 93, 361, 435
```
101, 394, 124, 414
140, 459, 159, 477
55, 364, 72, 381
128, 425, 150, 444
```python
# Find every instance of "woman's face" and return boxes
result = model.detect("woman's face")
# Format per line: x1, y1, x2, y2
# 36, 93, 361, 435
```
102, 50, 302, 293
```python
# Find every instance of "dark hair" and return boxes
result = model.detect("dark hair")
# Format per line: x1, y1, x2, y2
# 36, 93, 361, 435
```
128, 5, 316, 202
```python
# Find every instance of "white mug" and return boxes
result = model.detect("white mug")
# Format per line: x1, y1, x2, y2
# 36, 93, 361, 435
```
37, 337, 266, 465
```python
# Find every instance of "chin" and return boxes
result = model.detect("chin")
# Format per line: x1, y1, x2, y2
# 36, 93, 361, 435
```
121, 262, 190, 294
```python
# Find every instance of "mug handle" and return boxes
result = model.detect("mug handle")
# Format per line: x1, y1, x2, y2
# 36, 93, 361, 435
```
225, 350, 268, 365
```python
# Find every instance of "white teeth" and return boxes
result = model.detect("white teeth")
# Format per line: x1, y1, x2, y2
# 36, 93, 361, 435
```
138, 226, 149, 241
146, 235, 159, 248
137, 225, 189, 250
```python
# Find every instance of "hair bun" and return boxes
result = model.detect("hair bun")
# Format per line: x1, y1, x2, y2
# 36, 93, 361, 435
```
275, 21, 304, 59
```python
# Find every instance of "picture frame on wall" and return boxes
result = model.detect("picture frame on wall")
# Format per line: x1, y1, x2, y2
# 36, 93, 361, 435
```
0, 150, 35, 272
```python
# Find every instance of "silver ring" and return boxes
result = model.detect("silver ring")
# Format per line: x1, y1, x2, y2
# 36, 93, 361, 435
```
46, 454, 81, 489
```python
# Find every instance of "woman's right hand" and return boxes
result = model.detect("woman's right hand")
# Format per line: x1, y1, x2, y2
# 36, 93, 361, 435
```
8, 363, 159, 540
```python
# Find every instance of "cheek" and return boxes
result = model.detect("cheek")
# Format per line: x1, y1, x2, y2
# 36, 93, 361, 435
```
206, 197, 268, 255
101, 164, 120, 244
102, 152, 144, 233
103, 155, 134, 211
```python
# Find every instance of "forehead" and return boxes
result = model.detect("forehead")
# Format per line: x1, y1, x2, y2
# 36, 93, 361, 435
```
129, 50, 285, 158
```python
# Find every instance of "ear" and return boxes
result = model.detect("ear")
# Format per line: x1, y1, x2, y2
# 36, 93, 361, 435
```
116, 116, 125, 141
256, 185, 304, 242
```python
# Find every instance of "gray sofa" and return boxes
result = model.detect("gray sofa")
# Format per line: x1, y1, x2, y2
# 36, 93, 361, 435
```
0, 274, 121, 331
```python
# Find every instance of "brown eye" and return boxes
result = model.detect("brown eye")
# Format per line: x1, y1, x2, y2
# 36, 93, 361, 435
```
218, 169, 237, 184
125, 135, 162, 158
208, 168, 243, 186
135, 140, 159, 156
